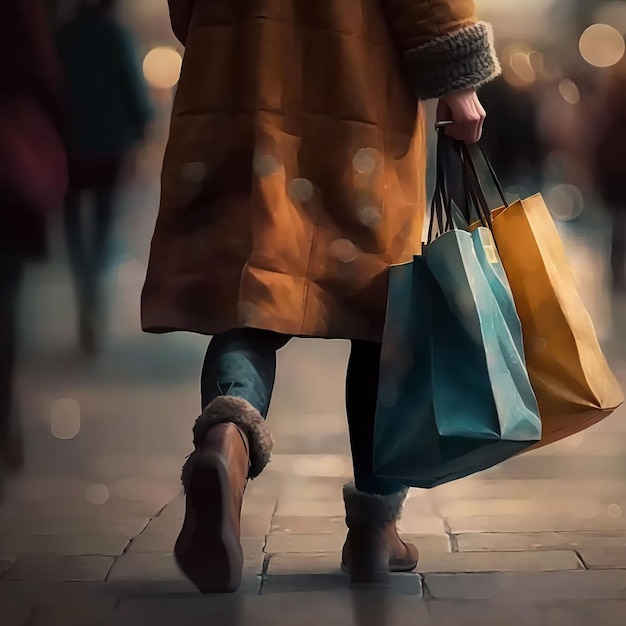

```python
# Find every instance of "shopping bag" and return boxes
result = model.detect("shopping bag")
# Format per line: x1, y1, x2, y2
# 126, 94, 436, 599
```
374, 136, 541, 488
460, 143, 624, 449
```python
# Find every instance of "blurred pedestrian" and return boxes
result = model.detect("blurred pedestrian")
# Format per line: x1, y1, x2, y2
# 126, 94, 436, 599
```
479, 76, 544, 196
56, 0, 153, 354
594, 59, 626, 292
143, 1, 499, 592
0, 0, 67, 490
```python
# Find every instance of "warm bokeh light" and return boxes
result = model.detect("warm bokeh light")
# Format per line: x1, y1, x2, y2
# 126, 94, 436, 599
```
546, 184, 584, 221
142, 46, 183, 89
501, 44, 537, 87
579, 23, 625, 68
558, 79, 580, 105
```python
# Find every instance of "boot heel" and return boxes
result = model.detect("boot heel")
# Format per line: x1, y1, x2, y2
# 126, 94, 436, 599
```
175, 451, 243, 593
342, 528, 391, 587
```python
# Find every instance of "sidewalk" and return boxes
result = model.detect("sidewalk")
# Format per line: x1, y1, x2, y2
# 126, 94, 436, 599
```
2, 187, 626, 624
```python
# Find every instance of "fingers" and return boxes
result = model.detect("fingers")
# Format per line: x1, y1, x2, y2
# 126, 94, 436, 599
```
440, 90, 486, 144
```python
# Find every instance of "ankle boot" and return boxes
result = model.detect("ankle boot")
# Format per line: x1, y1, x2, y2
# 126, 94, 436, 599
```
175, 396, 273, 593
341, 483, 419, 586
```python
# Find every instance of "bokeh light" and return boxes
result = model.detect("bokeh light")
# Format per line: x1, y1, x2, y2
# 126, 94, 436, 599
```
579, 23, 625, 68
546, 184, 585, 221
143, 46, 183, 89
85, 484, 110, 506
558, 79, 580, 105
501, 44, 537, 87
50, 398, 81, 440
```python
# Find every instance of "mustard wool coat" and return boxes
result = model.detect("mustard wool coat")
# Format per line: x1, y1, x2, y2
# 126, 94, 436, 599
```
141, 1, 499, 342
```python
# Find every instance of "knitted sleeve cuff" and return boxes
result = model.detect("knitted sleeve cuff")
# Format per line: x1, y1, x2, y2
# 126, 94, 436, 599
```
404, 22, 501, 100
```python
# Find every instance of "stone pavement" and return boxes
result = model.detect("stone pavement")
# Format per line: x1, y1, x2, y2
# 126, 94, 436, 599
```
2, 182, 626, 624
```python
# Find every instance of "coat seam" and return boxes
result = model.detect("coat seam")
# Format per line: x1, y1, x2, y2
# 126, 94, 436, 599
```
300, 224, 319, 334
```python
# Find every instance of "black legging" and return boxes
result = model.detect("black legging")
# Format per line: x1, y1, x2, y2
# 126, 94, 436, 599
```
200, 328, 404, 495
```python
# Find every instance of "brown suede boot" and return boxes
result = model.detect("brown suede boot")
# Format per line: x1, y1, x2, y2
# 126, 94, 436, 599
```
341, 484, 419, 586
174, 396, 273, 593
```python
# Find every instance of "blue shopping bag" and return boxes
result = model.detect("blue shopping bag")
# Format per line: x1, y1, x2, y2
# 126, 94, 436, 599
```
373, 135, 541, 488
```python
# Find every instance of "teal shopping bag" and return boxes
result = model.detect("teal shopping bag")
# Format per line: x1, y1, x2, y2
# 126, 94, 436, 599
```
373, 135, 541, 488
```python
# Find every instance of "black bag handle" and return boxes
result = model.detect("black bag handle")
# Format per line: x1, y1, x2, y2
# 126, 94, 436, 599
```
434, 121, 509, 217
429, 131, 496, 242
460, 142, 509, 210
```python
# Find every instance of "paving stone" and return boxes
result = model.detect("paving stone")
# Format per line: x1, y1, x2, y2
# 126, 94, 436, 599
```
28, 602, 113, 626
241, 495, 279, 519
266, 552, 342, 575
114, 589, 428, 626
270, 515, 345, 534
456, 531, 626, 552
432, 479, 626, 502
401, 495, 437, 517
266, 454, 353, 479
417, 550, 581, 573
0, 598, 32, 626
0, 534, 130, 558
261, 572, 423, 596
425, 600, 626, 626
1, 557, 15, 575
425, 600, 540, 626
403, 534, 452, 552
274, 498, 345, 517
278, 477, 351, 503
0, 582, 115, 626
126, 520, 264, 556
0, 516, 150, 537
438, 498, 610, 518
261, 573, 349, 593
424, 570, 626, 601
241, 514, 273, 536
108, 552, 263, 584
397, 516, 447, 536
107, 553, 186, 583
157, 497, 184, 519
265, 533, 344, 554
4, 555, 113, 582
578, 548, 626, 569
446, 514, 626, 534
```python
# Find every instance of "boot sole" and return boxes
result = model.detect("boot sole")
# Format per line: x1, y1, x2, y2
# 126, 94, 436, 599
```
174, 451, 243, 593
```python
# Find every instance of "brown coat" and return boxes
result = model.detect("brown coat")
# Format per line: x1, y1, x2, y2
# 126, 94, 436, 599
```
142, 1, 498, 342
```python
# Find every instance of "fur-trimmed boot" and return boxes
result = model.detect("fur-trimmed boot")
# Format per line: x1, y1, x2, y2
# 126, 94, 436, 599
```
175, 396, 273, 593
341, 483, 419, 586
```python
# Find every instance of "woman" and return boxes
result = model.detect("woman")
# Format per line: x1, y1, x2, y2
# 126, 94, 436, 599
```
142, 0, 499, 592
56, 0, 153, 353
0, 0, 66, 490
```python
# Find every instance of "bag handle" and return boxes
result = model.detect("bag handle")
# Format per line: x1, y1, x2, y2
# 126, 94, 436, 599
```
436, 130, 494, 231
435, 121, 509, 215
460, 142, 509, 210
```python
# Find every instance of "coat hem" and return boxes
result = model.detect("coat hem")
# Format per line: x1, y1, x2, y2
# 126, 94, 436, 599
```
141, 314, 383, 344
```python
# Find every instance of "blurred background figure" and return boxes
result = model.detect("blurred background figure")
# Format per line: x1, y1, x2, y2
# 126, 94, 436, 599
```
0, 0, 67, 494
55, 0, 153, 355
480, 75, 545, 197
594, 56, 626, 293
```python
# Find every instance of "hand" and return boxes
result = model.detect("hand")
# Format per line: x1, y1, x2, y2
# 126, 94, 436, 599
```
437, 88, 486, 143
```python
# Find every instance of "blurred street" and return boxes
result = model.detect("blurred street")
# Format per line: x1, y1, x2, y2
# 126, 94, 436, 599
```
1, 175, 626, 624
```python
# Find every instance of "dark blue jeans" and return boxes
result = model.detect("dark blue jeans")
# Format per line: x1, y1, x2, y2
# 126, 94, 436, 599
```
200, 328, 404, 495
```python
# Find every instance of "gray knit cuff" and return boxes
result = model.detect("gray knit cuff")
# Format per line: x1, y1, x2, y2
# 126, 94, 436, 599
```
405, 22, 501, 100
